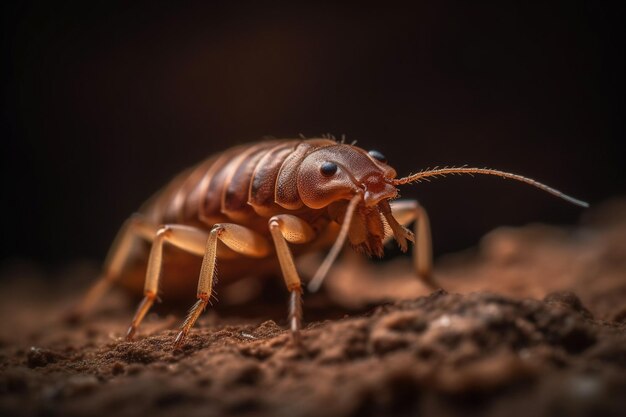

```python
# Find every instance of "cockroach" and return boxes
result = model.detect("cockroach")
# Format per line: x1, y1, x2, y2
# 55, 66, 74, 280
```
73, 138, 588, 348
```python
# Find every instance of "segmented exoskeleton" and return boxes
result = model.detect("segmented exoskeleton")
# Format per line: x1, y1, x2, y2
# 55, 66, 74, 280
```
74, 138, 587, 347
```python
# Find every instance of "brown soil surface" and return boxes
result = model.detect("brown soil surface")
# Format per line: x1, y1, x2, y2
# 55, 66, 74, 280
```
1, 199, 625, 417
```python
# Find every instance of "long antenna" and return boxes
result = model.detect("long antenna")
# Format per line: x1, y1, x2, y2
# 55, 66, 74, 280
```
392, 167, 589, 208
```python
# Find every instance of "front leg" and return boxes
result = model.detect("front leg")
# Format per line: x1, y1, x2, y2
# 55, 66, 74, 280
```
388, 199, 440, 290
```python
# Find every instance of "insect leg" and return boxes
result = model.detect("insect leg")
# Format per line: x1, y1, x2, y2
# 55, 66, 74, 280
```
174, 223, 271, 349
125, 224, 211, 340
388, 200, 440, 290
268, 215, 316, 343
69, 214, 158, 320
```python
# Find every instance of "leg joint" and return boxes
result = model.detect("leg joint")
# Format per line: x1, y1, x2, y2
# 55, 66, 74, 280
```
268, 217, 281, 229
210, 224, 225, 236
155, 225, 173, 239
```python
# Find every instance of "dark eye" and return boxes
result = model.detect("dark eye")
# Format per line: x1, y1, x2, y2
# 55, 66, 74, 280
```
320, 161, 338, 177
368, 150, 387, 163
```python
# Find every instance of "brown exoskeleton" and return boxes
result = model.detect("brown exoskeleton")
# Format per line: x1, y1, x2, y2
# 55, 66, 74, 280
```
73, 138, 588, 347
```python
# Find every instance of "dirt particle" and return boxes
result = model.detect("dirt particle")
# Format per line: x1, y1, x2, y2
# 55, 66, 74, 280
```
111, 362, 125, 375
552, 318, 597, 354
370, 330, 410, 355
114, 343, 158, 364
254, 320, 283, 338
381, 311, 427, 333
238, 344, 274, 361
544, 291, 593, 319
26, 347, 64, 368
343, 333, 369, 359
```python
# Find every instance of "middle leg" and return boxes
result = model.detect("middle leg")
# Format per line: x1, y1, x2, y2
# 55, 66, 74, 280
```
173, 223, 272, 348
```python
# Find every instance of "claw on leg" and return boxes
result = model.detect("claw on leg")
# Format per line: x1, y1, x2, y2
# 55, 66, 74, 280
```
173, 223, 271, 350
126, 291, 157, 340
174, 296, 208, 349
268, 215, 314, 347
289, 289, 303, 345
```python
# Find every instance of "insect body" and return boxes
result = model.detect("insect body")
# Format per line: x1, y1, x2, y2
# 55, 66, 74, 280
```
75, 138, 588, 347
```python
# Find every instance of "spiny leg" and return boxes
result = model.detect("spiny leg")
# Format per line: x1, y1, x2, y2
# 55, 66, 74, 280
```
126, 224, 210, 340
268, 214, 316, 343
69, 214, 157, 321
174, 223, 271, 349
387, 199, 440, 290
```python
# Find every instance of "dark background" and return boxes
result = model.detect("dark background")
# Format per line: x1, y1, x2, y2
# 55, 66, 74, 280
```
1, 1, 624, 270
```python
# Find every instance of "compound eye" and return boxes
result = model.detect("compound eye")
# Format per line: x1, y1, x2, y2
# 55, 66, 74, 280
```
368, 150, 387, 163
320, 161, 338, 177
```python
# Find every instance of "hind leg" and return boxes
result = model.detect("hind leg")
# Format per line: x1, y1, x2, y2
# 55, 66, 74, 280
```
125, 224, 211, 339
69, 214, 158, 320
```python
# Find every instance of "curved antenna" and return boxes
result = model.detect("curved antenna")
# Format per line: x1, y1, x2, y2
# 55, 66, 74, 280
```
307, 194, 362, 293
392, 167, 589, 208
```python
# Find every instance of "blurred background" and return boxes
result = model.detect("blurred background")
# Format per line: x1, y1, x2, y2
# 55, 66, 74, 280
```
1, 1, 624, 273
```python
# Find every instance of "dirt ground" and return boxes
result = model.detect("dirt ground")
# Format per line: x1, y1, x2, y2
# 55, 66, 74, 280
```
1, 199, 625, 417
